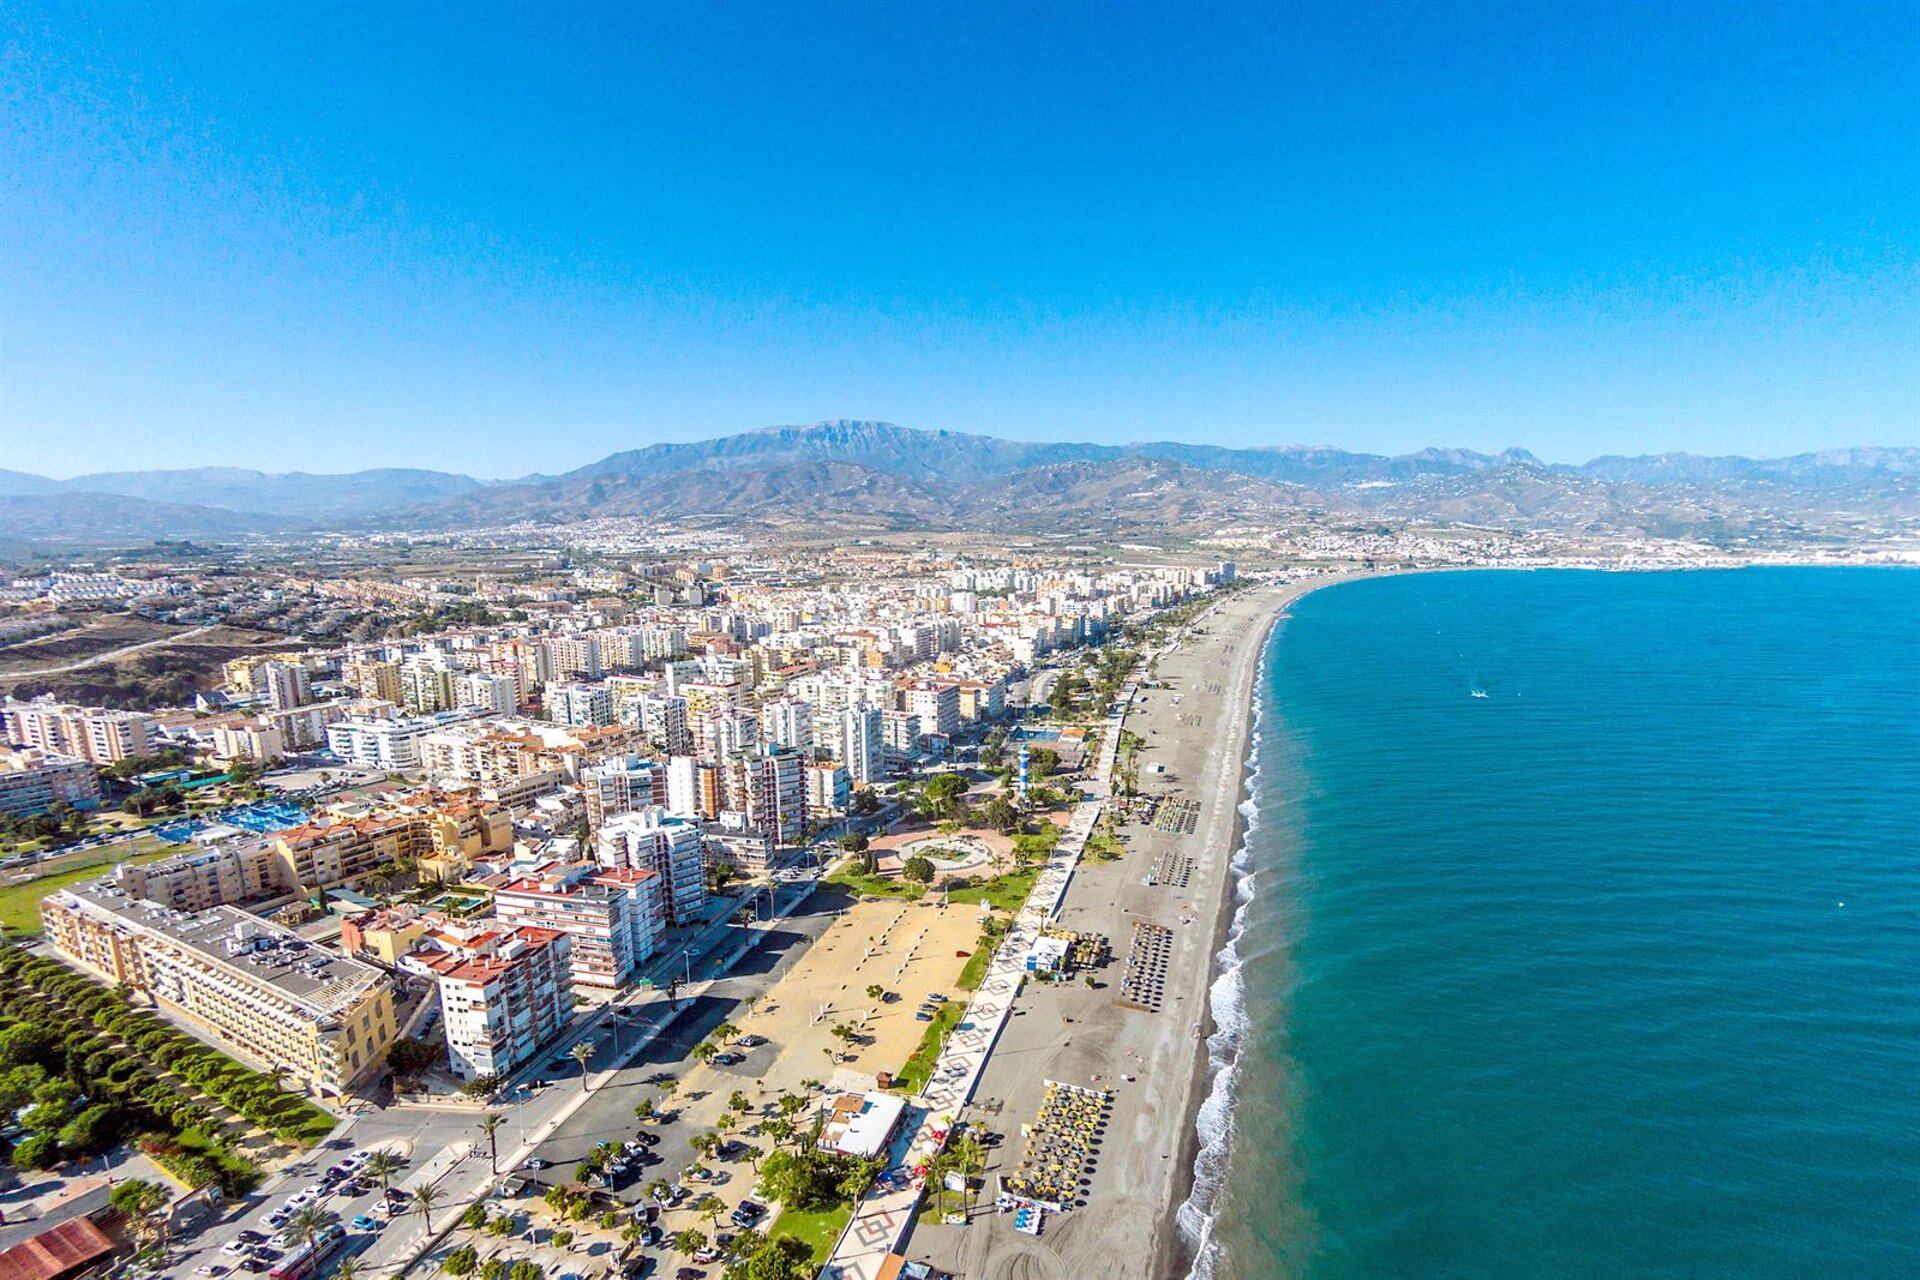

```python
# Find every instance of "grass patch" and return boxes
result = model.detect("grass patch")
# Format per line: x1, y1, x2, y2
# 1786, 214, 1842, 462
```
771, 1202, 853, 1265
944, 866, 1039, 913
824, 867, 924, 900
955, 936, 996, 992
890, 1002, 963, 1095
0, 844, 177, 937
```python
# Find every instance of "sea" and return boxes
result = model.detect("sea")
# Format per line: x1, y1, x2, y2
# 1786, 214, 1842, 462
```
1179, 567, 1920, 1280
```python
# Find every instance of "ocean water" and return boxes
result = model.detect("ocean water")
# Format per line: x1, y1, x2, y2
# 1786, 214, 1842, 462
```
1186, 568, 1920, 1280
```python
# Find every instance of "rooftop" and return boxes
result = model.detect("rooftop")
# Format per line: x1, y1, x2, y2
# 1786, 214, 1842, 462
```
55, 882, 389, 1021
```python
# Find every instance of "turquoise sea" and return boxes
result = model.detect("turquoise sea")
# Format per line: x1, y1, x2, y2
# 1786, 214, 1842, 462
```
1183, 568, 1920, 1280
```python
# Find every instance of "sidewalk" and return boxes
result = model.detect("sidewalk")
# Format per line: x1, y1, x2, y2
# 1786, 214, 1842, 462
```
822, 690, 1135, 1280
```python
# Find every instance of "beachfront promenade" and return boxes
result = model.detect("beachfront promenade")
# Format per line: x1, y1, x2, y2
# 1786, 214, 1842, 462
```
821, 681, 1135, 1280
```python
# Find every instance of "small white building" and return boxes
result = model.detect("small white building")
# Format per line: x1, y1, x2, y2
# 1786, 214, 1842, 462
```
818, 1091, 908, 1160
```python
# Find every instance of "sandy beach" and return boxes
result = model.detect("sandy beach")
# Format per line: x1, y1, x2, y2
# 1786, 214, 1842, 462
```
900, 577, 1336, 1280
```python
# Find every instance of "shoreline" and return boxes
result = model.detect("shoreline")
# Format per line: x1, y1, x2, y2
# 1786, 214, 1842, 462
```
1154, 571, 1373, 1280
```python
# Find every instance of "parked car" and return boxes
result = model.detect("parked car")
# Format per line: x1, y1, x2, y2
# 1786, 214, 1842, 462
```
711, 1052, 743, 1066
351, 1215, 380, 1231
729, 1200, 765, 1227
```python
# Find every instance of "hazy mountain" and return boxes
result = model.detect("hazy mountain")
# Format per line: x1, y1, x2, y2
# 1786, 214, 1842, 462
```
0, 493, 294, 542
50, 466, 485, 518
4, 421, 1915, 544
0, 470, 64, 497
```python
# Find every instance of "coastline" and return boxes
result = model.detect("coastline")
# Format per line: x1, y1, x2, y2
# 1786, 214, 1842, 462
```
1156, 571, 1373, 1280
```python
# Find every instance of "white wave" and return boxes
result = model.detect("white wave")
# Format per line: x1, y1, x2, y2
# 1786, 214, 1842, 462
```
1176, 630, 1275, 1280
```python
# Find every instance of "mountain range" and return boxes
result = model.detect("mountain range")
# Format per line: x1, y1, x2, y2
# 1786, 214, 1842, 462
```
2, 421, 1916, 546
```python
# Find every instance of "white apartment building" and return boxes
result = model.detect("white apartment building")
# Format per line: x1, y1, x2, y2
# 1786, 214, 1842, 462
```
326, 708, 480, 771
834, 705, 886, 784
493, 862, 664, 991
594, 807, 708, 927
2, 697, 158, 765
404, 922, 573, 1082
758, 698, 814, 753
545, 681, 615, 727
458, 671, 519, 715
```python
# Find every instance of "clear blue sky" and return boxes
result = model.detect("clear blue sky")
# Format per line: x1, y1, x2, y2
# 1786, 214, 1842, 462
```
3, 1, 1915, 477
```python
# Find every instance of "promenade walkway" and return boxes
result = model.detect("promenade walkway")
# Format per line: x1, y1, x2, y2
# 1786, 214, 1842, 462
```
822, 691, 1135, 1280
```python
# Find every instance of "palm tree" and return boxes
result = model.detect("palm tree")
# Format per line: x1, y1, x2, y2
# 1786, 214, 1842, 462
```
568, 1041, 594, 1092
478, 1112, 505, 1176
672, 1228, 707, 1258
413, 1183, 442, 1234
107, 1179, 168, 1248
694, 1193, 725, 1234
287, 1205, 337, 1260
335, 1260, 361, 1280
364, 1150, 400, 1194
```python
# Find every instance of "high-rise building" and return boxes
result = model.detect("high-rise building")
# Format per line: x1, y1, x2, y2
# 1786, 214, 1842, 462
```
404, 923, 573, 1082
758, 698, 814, 753
457, 671, 518, 715
595, 807, 708, 926
835, 705, 885, 785
493, 862, 664, 990
582, 755, 668, 828
544, 681, 615, 728
0, 746, 100, 815
343, 658, 402, 704
1, 697, 158, 765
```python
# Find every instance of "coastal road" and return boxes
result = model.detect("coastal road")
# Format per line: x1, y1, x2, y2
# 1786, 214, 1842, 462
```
901, 581, 1310, 1280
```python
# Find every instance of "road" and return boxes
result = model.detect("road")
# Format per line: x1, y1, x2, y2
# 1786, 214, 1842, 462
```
0, 622, 217, 678
164, 864, 839, 1280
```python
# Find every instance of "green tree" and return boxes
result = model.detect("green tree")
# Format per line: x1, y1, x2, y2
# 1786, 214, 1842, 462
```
902, 855, 935, 884
441, 1245, 477, 1277
413, 1183, 442, 1234
672, 1227, 707, 1257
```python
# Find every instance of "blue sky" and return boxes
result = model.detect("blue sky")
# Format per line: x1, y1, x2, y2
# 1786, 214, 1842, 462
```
2, 1, 1915, 478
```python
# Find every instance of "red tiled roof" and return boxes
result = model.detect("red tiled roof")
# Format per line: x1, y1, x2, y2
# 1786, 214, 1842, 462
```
0, 1216, 117, 1280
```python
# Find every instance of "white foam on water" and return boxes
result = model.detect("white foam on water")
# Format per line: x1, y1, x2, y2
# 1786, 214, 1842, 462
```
1175, 628, 1273, 1280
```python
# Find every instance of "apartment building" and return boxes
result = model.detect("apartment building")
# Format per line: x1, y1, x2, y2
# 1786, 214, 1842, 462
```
544, 681, 615, 728
106, 840, 287, 911
43, 884, 398, 1098
582, 755, 668, 829
728, 749, 806, 844
400, 661, 460, 714
457, 671, 518, 715
403, 922, 573, 1082
595, 807, 708, 926
758, 698, 814, 753
804, 761, 850, 820
271, 812, 432, 891
832, 705, 886, 785
2, 697, 158, 765
326, 709, 480, 771
666, 755, 722, 821
0, 745, 100, 815
493, 862, 664, 991
343, 658, 402, 704
898, 680, 961, 738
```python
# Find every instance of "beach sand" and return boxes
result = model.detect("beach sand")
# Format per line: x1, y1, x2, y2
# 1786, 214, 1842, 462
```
901, 579, 1325, 1280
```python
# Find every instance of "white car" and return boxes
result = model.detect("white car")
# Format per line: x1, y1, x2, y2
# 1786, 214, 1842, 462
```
220, 1241, 250, 1257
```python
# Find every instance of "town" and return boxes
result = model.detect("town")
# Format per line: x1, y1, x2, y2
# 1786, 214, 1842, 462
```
0, 538, 1256, 1280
